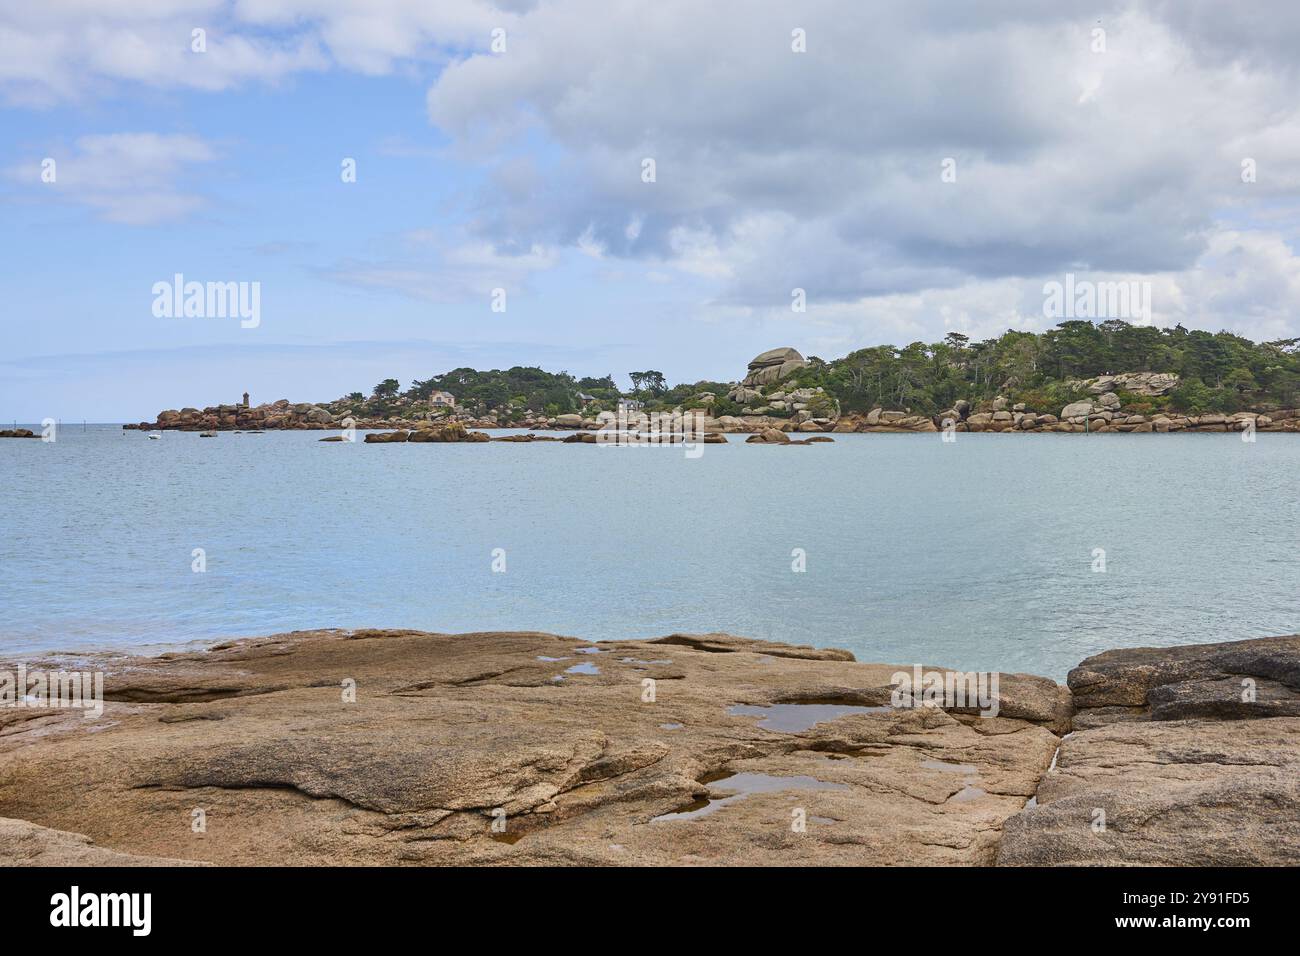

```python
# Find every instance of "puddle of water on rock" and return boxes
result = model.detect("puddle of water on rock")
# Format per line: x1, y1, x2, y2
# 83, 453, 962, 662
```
919, 757, 987, 804
728, 702, 891, 733
573, 647, 604, 655
809, 815, 838, 824
619, 657, 673, 665
489, 832, 524, 844
660, 722, 684, 730
565, 662, 600, 675
536, 656, 569, 662
652, 772, 849, 822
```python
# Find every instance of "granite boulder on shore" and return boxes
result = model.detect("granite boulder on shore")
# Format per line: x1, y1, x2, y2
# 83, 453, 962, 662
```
1, 631, 1295, 867
997, 636, 1300, 866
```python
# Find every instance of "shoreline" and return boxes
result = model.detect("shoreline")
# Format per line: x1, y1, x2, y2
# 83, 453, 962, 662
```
2, 629, 1296, 866
101, 347, 1300, 439
13, 420, 1300, 435
116, 409, 1300, 435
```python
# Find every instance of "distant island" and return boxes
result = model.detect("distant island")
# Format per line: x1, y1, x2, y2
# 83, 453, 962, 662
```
124, 321, 1300, 435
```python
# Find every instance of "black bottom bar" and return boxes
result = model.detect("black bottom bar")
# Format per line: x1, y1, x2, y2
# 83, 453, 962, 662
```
0, 865, 1274, 940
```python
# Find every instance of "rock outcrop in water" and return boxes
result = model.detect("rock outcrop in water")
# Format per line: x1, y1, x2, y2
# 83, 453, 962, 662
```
361, 422, 491, 443
923, 406, 1299, 433
127, 399, 345, 432
744, 428, 834, 445
2, 630, 1294, 866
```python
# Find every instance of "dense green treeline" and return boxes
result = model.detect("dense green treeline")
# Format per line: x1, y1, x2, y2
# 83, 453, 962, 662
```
354, 321, 1300, 418
788, 321, 1300, 415
405, 367, 619, 417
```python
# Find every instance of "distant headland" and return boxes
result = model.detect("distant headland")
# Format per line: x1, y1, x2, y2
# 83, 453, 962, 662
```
122, 322, 1300, 436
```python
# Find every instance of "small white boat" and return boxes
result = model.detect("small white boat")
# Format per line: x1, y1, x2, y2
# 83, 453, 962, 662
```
148, 431, 162, 440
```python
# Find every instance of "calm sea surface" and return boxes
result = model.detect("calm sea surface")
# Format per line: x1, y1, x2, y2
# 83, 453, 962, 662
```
3, 425, 1298, 678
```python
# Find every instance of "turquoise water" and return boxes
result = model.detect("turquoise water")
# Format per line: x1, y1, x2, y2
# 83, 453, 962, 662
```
3, 425, 1298, 678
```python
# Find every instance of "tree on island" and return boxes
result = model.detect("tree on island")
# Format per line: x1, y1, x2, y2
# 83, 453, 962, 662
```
577, 375, 619, 394
628, 370, 667, 398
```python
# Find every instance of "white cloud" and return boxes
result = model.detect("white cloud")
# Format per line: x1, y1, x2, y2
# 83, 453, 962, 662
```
419, 0, 1300, 341
0, 0, 512, 104
8, 1, 1300, 344
6, 132, 218, 224
720, 227, 1300, 352
321, 231, 558, 302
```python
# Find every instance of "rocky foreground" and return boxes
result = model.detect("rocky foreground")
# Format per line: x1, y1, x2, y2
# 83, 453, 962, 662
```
1, 631, 1296, 866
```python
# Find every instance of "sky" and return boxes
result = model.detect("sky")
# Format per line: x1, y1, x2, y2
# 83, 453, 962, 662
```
3, 0, 1300, 421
